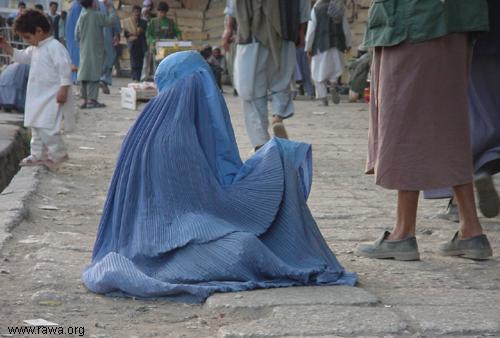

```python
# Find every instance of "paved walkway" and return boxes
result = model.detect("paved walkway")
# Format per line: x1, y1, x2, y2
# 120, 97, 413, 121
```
0, 78, 499, 337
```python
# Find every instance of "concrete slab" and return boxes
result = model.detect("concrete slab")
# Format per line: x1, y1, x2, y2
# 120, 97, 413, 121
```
399, 305, 500, 335
218, 305, 407, 337
0, 112, 24, 126
0, 167, 40, 251
206, 285, 378, 311
375, 288, 500, 306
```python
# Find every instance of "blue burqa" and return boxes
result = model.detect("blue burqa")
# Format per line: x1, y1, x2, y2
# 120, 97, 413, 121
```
66, 0, 82, 82
0, 63, 29, 112
81, 51, 357, 303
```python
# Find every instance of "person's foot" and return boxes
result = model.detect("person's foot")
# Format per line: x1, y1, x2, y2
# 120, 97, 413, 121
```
437, 198, 459, 223
356, 231, 420, 261
79, 101, 88, 109
86, 100, 106, 109
474, 173, 500, 218
272, 121, 288, 139
319, 98, 329, 106
44, 155, 69, 169
100, 81, 110, 95
233, 89, 238, 97
438, 231, 492, 260
254, 145, 263, 152
331, 88, 340, 104
19, 155, 45, 167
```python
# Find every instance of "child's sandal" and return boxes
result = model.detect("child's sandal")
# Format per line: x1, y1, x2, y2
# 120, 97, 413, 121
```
19, 155, 45, 167
44, 154, 69, 169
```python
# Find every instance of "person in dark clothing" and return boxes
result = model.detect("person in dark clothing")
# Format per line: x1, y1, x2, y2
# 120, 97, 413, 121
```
47, 1, 60, 40
200, 45, 223, 91
124, 5, 148, 81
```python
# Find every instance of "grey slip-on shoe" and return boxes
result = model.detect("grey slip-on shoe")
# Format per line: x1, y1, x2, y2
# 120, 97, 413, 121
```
438, 231, 493, 260
356, 231, 420, 261
475, 173, 500, 218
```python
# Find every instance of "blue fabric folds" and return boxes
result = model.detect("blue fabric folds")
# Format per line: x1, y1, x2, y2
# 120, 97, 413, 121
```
65, 1, 82, 82
0, 63, 29, 111
82, 51, 356, 303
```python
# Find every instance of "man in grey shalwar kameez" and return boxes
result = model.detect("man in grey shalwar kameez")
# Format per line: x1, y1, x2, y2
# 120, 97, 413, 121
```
76, 0, 118, 109
222, 0, 310, 150
98, 0, 121, 94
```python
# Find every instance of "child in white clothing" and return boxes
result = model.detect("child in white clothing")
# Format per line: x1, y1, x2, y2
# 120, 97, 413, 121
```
0, 10, 74, 168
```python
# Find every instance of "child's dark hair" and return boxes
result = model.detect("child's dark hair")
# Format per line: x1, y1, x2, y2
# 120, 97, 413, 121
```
18, 1, 26, 8
157, 1, 169, 12
49, 1, 58, 7
34, 3, 44, 11
79, 0, 94, 9
14, 9, 51, 34
132, 5, 141, 12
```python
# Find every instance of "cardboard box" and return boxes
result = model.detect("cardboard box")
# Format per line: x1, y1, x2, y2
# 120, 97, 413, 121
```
121, 86, 157, 110
121, 87, 137, 110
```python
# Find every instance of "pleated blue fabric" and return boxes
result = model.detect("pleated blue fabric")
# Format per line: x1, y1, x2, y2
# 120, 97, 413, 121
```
0, 63, 29, 111
65, 1, 82, 82
81, 51, 357, 303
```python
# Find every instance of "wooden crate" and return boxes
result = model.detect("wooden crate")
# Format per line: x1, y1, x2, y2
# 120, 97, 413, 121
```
182, 0, 209, 10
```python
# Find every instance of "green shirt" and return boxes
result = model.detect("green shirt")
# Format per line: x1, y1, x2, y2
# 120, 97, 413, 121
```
146, 17, 181, 48
363, 0, 489, 48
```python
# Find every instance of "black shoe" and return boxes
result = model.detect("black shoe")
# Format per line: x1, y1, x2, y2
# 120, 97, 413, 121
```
100, 81, 110, 95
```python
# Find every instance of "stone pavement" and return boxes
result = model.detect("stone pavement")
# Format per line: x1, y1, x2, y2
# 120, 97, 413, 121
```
0, 77, 499, 338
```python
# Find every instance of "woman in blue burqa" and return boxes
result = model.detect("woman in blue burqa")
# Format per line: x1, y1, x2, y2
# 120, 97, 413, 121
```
82, 51, 356, 303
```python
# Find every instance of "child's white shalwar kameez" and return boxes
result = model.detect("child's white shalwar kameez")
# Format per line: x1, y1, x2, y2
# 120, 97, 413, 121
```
13, 37, 75, 161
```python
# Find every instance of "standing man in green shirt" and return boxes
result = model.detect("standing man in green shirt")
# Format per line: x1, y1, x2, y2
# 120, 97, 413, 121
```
146, 1, 181, 57
356, 0, 493, 261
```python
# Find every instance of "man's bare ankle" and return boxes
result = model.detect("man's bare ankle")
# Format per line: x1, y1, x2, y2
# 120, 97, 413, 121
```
387, 232, 414, 241
458, 229, 483, 239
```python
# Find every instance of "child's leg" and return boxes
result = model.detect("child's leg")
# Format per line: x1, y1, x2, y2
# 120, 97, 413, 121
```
19, 128, 46, 166
38, 128, 67, 162
30, 128, 44, 160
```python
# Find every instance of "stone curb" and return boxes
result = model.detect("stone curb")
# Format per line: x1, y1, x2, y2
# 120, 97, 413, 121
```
0, 166, 41, 251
